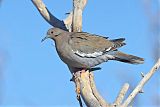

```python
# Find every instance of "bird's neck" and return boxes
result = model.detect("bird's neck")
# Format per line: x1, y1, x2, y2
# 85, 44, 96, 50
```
55, 35, 68, 50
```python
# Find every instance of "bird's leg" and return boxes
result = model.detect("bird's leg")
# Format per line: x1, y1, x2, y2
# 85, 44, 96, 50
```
69, 67, 78, 81
70, 68, 86, 81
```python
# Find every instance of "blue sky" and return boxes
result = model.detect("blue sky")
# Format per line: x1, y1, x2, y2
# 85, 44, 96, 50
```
0, 0, 159, 107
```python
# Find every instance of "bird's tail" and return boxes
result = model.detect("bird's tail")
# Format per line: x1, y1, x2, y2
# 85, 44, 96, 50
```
110, 51, 144, 64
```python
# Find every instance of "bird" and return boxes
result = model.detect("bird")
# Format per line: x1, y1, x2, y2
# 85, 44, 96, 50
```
42, 27, 144, 71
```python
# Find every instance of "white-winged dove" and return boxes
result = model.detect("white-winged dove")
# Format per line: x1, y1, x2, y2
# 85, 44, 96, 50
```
42, 28, 144, 69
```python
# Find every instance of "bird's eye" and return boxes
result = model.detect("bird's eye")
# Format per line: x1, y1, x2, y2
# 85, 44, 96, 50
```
51, 31, 53, 34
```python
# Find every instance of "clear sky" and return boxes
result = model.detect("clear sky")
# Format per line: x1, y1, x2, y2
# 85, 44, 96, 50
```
0, 0, 159, 107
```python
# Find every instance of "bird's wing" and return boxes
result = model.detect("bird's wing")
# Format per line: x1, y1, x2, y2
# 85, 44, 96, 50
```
68, 32, 125, 58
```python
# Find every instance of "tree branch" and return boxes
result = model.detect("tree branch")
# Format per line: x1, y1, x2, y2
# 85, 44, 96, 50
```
31, 0, 68, 30
72, 0, 87, 32
122, 58, 160, 107
89, 72, 109, 107
78, 70, 102, 107
64, 11, 73, 32
114, 83, 129, 106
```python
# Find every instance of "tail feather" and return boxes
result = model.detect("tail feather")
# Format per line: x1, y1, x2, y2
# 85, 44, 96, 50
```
111, 38, 125, 42
110, 51, 144, 64
110, 38, 126, 48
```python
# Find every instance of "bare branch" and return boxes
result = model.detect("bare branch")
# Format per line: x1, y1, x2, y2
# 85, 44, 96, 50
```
64, 11, 73, 32
31, 0, 67, 30
140, 72, 145, 78
89, 72, 109, 107
122, 58, 160, 107
79, 71, 101, 107
72, 0, 87, 32
114, 83, 129, 106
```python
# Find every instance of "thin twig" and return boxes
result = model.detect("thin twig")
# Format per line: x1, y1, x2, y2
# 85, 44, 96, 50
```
114, 83, 129, 106
122, 58, 160, 107
140, 72, 145, 78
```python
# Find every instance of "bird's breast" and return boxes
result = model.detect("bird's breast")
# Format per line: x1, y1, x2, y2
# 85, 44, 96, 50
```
55, 43, 84, 67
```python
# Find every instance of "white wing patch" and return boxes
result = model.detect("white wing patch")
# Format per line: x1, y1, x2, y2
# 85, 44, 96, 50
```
72, 47, 113, 58
73, 50, 103, 58
105, 47, 112, 51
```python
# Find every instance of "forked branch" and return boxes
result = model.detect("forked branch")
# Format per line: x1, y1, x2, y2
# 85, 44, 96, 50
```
122, 58, 160, 106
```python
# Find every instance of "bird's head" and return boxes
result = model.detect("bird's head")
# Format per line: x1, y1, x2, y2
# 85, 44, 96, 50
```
41, 27, 64, 42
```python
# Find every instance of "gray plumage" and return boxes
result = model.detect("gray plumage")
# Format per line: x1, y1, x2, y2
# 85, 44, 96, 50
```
42, 28, 144, 69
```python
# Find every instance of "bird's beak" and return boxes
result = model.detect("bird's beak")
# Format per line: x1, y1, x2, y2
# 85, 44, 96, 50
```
41, 35, 49, 42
